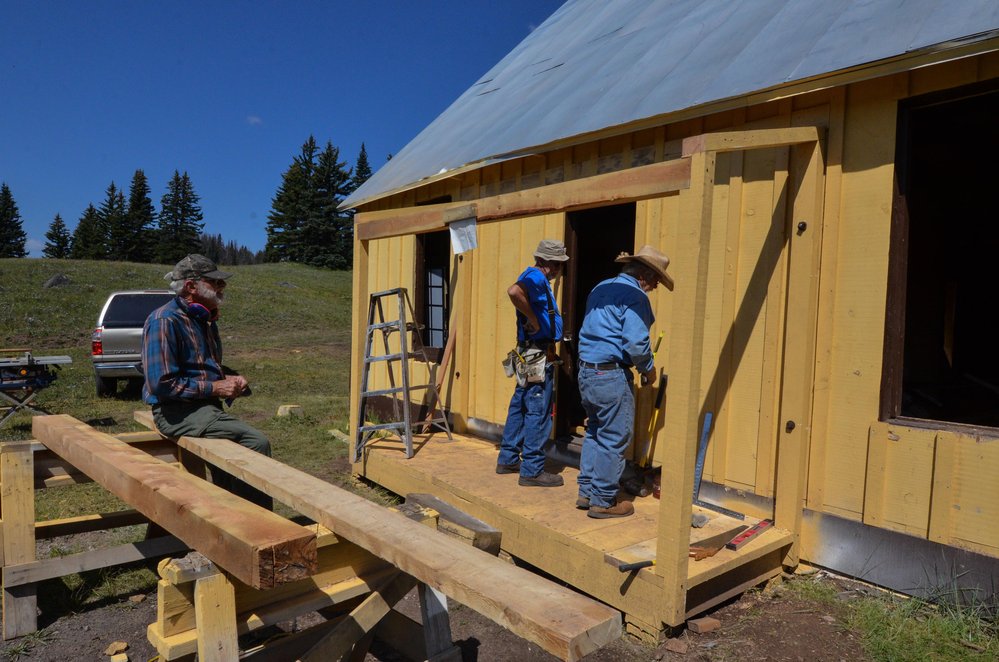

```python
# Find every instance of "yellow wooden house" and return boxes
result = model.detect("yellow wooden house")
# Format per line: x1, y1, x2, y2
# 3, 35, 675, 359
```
341, 0, 999, 640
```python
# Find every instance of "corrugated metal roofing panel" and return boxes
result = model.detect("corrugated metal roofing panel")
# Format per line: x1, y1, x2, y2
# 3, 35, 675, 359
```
343, 0, 999, 209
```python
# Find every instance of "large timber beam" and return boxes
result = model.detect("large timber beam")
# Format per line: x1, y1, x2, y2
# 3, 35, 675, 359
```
172, 434, 622, 662
355, 157, 691, 241
31, 416, 317, 590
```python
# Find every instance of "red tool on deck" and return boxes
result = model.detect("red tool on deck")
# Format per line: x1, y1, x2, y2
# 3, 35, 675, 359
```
725, 519, 773, 551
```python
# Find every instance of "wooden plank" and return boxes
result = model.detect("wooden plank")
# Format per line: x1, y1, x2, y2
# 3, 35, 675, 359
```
174, 434, 622, 662
682, 126, 821, 156
350, 237, 371, 459
35, 509, 148, 539
194, 572, 238, 662
406, 493, 502, 555
301, 572, 416, 662
32, 415, 317, 590
928, 431, 958, 543
356, 158, 691, 240
419, 582, 459, 661
773, 137, 826, 566
657, 149, 717, 626
3, 535, 187, 587
1, 442, 36, 639
148, 572, 392, 661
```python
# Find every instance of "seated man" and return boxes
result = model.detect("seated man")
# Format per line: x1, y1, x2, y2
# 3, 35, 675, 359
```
142, 254, 272, 510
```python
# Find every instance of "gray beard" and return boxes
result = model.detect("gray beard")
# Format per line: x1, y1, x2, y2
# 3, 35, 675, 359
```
195, 280, 224, 308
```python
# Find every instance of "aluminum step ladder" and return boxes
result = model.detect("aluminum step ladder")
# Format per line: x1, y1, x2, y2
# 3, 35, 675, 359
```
354, 288, 452, 461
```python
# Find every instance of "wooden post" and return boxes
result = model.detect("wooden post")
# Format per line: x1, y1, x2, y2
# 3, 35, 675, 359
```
656, 150, 717, 627
773, 138, 825, 566
1, 442, 36, 639
419, 583, 462, 662
350, 236, 371, 461
194, 572, 238, 662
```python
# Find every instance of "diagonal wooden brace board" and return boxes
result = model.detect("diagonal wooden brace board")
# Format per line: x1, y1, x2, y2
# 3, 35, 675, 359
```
171, 433, 622, 661
31, 415, 317, 590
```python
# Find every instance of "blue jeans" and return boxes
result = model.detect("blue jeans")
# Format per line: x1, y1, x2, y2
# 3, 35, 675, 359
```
577, 366, 634, 508
498, 366, 555, 478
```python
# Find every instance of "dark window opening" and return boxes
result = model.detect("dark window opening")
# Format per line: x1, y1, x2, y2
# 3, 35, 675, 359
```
885, 81, 999, 428
414, 230, 451, 358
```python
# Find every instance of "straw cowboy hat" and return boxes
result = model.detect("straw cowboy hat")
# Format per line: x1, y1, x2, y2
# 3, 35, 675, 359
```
615, 245, 674, 291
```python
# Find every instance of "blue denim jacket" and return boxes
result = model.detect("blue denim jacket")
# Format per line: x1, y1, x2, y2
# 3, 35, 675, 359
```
577, 273, 655, 373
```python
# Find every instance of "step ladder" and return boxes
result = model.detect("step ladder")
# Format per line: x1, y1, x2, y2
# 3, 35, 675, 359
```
354, 288, 452, 462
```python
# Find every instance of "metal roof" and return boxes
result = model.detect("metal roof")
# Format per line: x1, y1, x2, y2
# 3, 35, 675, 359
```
343, 0, 999, 209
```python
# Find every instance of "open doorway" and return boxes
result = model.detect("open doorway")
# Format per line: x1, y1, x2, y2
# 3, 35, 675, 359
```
884, 81, 999, 428
554, 203, 637, 444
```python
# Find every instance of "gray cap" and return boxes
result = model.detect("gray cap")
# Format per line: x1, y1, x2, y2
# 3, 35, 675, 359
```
533, 239, 570, 262
164, 254, 233, 281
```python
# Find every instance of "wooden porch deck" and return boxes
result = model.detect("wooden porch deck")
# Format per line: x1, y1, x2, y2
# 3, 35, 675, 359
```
356, 430, 793, 639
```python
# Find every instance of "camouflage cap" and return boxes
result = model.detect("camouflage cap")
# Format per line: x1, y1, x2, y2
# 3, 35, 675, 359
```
164, 254, 233, 282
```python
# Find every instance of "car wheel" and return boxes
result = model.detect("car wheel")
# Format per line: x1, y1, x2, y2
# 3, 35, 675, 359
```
95, 372, 116, 397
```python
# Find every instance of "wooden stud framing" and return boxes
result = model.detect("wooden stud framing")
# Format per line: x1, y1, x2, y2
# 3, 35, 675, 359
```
194, 572, 239, 662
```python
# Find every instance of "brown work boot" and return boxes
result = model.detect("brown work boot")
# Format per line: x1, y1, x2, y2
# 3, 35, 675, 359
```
518, 471, 564, 487
495, 462, 521, 475
576, 495, 590, 509
588, 500, 634, 519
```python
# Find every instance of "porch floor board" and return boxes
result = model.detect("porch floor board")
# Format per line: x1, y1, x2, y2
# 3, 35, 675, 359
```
356, 430, 792, 634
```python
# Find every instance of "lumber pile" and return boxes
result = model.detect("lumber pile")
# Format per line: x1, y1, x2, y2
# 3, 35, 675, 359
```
163, 429, 623, 661
31, 415, 317, 589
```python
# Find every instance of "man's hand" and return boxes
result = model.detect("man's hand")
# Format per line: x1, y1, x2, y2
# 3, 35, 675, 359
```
212, 375, 248, 398
640, 368, 656, 387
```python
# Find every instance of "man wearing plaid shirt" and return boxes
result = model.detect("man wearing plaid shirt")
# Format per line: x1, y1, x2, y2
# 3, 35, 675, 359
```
142, 254, 272, 509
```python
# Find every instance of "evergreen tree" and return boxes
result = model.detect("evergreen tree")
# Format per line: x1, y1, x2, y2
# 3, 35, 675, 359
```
70, 205, 105, 260
266, 137, 318, 262
0, 183, 28, 258
157, 171, 204, 264
99, 182, 127, 260
43, 213, 72, 258
265, 136, 354, 269
350, 142, 373, 192
308, 140, 353, 269
124, 169, 157, 262
198, 232, 224, 263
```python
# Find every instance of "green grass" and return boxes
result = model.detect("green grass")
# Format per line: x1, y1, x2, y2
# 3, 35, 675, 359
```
0, 257, 361, 600
785, 574, 999, 661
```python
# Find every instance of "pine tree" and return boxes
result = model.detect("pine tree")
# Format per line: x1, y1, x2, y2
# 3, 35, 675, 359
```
70, 205, 105, 259
124, 169, 157, 262
0, 183, 28, 258
309, 140, 353, 269
265, 137, 318, 262
43, 213, 72, 258
266, 137, 355, 269
157, 171, 204, 264
99, 182, 127, 260
350, 142, 373, 193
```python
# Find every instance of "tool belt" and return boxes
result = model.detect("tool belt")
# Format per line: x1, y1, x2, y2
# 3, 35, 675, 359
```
502, 341, 556, 386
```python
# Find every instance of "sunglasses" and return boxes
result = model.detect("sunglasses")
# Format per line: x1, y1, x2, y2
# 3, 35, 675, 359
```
200, 277, 227, 288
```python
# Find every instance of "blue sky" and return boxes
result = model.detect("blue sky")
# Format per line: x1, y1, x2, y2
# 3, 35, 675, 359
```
1, 1, 563, 256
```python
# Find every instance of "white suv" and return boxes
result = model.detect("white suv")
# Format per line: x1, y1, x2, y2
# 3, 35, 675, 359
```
91, 290, 174, 396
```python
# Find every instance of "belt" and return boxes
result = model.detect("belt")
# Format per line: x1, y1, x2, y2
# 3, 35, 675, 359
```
578, 360, 623, 371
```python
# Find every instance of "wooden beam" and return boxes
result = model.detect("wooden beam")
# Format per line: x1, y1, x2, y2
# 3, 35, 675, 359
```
35, 510, 149, 539
1, 442, 36, 639
2, 535, 187, 587
195, 573, 239, 662
31, 415, 317, 590
301, 572, 416, 662
355, 158, 691, 241
174, 434, 622, 662
681, 127, 821, 156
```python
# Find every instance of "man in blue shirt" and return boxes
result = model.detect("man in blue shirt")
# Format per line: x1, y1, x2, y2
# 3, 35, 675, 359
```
496, 239, 569, 487
142, 254, 272, 509
576, 245, 674, 518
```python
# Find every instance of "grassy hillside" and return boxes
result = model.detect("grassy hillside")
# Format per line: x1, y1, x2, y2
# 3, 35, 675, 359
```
0, 257, 361, 515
